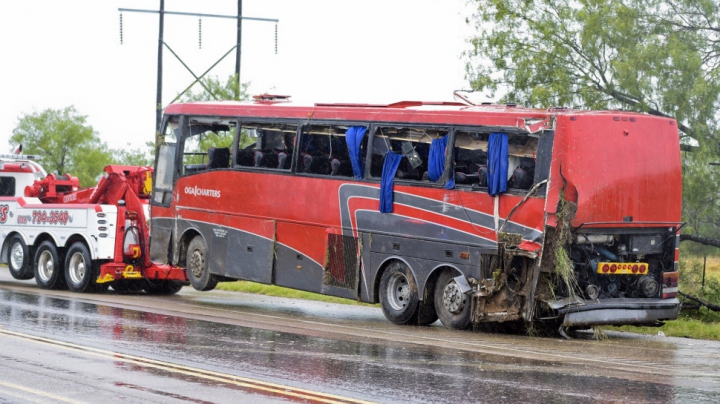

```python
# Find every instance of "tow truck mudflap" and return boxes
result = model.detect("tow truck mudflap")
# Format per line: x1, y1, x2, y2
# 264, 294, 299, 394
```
97, 263, 188, 283
551, 297, 681, 327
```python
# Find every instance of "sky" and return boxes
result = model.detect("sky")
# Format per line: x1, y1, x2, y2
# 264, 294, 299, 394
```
0, 0, 479, 153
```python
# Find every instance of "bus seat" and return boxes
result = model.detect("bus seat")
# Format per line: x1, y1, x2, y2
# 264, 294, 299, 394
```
277, 151, 290, 169
511, 165, 535, 189
236, 149, 255, 166
330, 157, 353, 176
476, 165, 489, 187
208, 147, 230, 169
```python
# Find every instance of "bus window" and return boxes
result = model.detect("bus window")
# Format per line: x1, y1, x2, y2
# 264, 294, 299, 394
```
295, 124, 366, 177
0, 176, 16, 197
452, 130, 538, 190
369, 126, 449, 182
182, 118, 235, 176
235, 122, 297, 170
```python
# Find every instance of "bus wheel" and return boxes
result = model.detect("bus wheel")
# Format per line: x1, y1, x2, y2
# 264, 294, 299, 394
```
416, 277, 439, 326
379, 262, 419, 325
187, 236, 218, 291
8, 235, 34, 280
142, 280, 184, 295
64, 242, 95, 293
434, 270, 472, 330
34, 241, 66, 290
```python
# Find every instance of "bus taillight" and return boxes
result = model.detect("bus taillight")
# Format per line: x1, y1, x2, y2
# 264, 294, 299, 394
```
662, 271, 679, 299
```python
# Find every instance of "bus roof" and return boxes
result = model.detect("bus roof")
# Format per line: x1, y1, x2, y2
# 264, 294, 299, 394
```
163, 99, 670, 129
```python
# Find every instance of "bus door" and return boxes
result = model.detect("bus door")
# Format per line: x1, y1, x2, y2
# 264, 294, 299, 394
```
150, 117, 181, 264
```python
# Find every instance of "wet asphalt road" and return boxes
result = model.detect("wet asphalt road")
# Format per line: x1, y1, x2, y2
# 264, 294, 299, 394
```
1, 272, 719, 403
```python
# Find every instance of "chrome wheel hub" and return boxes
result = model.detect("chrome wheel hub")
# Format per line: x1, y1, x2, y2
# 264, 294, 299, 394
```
443, 281, 465, 314
387, 273, 410, 311
190, 250, 205, 278
68, 252, 86, 284
37, 251, 54, 281
10, 242, 24, 269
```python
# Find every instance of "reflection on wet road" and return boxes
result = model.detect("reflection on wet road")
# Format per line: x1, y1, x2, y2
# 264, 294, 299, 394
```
1, 274, 719, 403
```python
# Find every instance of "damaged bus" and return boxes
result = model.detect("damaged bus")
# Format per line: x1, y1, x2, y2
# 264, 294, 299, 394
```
150, 95, 682, 333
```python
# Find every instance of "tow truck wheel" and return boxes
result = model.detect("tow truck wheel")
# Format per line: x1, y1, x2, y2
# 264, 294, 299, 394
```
7, 235, 34, 280
379, 261, 419, 325
34, 241, 66, 290
64, 242, 96, 293
434, 270, 472, 330
187, 236, 217, 291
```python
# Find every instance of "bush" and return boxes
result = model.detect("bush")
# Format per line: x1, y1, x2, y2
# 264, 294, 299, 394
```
679, 259, 720, 323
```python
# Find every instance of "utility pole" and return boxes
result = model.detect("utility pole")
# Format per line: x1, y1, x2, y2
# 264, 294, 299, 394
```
235, 0, 242, 90
118, 1, 278, 134
156, 0, 165, 134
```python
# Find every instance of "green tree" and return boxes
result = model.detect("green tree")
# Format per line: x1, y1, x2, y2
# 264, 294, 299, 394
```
113, 142, 155, 167
466, 0, 720, 245
11, 106, 113, 187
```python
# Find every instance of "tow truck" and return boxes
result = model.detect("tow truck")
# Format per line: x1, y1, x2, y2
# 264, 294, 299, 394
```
0, 154, 187, 294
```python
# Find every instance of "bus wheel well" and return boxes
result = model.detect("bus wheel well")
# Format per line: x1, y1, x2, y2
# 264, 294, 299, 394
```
177, 229, 201, 267
374, 259, 416, 304
426, 265, 461, 295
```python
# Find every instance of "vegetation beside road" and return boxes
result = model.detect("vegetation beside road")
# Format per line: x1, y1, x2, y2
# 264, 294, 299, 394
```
216, 281, 377, 307
606, 257, 720, 341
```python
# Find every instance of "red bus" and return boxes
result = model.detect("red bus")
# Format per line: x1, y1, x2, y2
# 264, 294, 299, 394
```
150, 96, 682, 332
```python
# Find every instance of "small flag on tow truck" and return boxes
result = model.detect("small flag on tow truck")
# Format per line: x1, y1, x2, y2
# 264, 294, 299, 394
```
13, 144, 22, 154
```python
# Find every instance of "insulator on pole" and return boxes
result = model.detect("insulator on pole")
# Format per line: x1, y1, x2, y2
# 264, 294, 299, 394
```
274, 23, 277, 54
119, 13, 124, 45
198, 18, 202, 49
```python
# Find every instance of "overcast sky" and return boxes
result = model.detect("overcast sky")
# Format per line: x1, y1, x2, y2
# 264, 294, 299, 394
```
0, 0, 479, 153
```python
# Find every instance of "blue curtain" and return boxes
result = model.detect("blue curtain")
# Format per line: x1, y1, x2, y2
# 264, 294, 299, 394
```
488, 132, 508, 196
427, 135, 455, 189
379, 152, 402, 213
345, 126, 367, 180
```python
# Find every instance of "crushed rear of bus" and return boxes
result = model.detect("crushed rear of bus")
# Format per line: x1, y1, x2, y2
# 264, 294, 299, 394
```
528, 112, 682, 330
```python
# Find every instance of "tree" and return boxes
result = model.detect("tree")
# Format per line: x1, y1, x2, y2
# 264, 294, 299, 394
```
113, 142, 155, 167
11, 106, 113, 187
466, 0, 720, 247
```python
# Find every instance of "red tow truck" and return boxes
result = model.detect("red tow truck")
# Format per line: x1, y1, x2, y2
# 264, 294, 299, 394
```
0, 154, 187, 294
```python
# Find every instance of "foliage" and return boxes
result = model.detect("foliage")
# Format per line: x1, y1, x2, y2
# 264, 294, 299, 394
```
466, 0, 720, 248
11, 106, 113, 187
113, 142, 155, 167
680, 258, 720, 308
216, 281, 378, 307
608, 316, 720, 340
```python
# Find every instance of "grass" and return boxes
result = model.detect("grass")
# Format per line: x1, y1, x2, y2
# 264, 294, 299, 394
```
607, 314, 720, 341
216, 280, 378, 307
605, 256, 720, 341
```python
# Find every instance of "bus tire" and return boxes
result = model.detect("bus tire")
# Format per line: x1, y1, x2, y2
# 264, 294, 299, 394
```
434, 269, 472, 330
34, 241, 66, 290
187, 236, 217, 291
142, 280, 184, 295
64, 242, 96, 293
416, 277, 439, 326
379, 262, 419, 325
7, 235, 34, 280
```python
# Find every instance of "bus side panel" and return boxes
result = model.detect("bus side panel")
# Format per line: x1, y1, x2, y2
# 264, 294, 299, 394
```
223, 217, 275, 284
274, 222, 326, 293
149, 217, 173, 264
